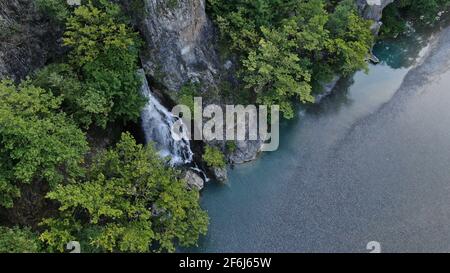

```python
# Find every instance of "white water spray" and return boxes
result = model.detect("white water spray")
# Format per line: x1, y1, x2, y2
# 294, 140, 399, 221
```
139, 70, 193, 165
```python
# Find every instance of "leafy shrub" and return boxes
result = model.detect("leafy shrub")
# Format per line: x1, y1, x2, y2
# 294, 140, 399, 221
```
226, 141, 237, 153
0, 227, 42, 253
203, 145, 226, 168
36, 0, 70, 24
40, 133, 209, 253
0, 80, 88, 208
177, 83, 200, 113
207, 0, 373, 119
34, 1, 146, 129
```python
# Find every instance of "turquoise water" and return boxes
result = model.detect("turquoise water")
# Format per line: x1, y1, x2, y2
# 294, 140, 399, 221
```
193, 23, 450, 252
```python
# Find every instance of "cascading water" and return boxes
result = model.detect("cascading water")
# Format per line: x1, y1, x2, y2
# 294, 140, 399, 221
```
139, 70, 193, 165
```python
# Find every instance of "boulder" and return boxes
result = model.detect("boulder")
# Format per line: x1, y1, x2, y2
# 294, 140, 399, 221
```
212, 166, 227, 184
356, 0, 396, 34
184, 170, 204, 191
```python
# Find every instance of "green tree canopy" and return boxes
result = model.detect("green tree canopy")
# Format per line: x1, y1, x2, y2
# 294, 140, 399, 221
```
40, 133, 209, 253
242, 21, 314, 118
203, 145, 226, 168
0, 226, 42, 253
380, 0, 450, 37
207, 0, 373, 118
0, 80, 88, 208
34, 1, 145, 129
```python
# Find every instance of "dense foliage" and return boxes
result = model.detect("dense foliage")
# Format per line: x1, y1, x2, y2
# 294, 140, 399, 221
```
36, 0, 71, 24
380, 0, 450, 37
34, 1, 145, 129
207, 0, 374, 118
0, 1, 209, 253
40, 133, 208, 253
0, 226, 41, 253
5, 0, 437, 253
0, 80, 88, 208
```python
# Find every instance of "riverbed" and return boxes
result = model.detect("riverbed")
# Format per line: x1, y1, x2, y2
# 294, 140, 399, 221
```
193, 21, 450, 253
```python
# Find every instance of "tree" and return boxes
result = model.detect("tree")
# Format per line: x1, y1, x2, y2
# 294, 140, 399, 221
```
380, 0, 450, 37
40, 133, 209, 253
207, 0, 373, 118
32, 64, 91, 127
34, 1, 146, 129
63, 1, 138, 67
36, 0, 71, 24
0, 226, 41, 253
400, 0, 450, 22
0, 80, 88, 208
243, 21, 314, 119
326, 0, 374, 76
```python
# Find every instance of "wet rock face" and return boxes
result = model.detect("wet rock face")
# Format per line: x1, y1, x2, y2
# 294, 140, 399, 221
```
212, 166, 227, 184
0, 0, 61, 80
139, 0, 221, 93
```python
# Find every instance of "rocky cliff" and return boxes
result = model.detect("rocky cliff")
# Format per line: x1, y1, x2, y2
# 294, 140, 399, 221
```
138, 0, 223, 95
0, 0, 396, 171
357, 0, 395, 33
0, 0, 61, 80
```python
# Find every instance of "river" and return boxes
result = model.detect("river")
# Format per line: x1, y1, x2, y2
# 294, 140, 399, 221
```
192, 20, 450, 253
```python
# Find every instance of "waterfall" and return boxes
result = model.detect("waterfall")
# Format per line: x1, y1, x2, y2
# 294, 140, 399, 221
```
139, 70, 193, 165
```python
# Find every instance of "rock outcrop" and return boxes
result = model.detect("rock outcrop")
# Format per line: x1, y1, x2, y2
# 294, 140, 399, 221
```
357, 0, 395, 34
0, 0, 61, 80
211, 166, 227, 183
184, 170, 205, 191
138, 0, 222, 94
228, 140, 263, 164
135, 0, 397, 172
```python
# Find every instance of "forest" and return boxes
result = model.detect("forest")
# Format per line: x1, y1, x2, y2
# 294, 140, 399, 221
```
0, 0, 448, 253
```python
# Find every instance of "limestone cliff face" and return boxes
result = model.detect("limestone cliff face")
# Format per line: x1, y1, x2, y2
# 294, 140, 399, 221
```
357, 0, 395, 33
135, 0, 398, 166
139, 0, 222, 94
0, 0, 61, 80
357, 0, 395, 21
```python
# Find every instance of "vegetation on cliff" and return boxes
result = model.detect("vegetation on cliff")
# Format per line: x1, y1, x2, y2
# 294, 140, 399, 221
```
207, 0, 374, 118
3, 0, 447, 253
0, 80, 88, 209
34, 1, 145, 129
203, 145, 227, 169
0, 0, 208, 253
40, 133, 208, 253
380, 0, 450, 38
